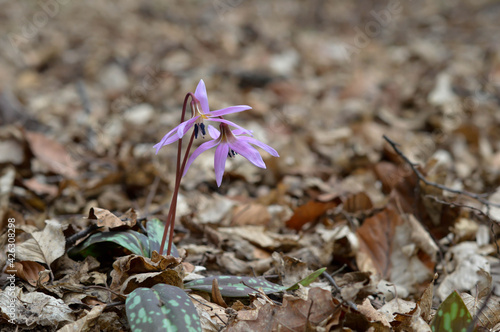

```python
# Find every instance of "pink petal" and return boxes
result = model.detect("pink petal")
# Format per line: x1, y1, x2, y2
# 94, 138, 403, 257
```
229, 140, 266, 169
233, 128, 253, 136
207, 125, 220, 139
238, 136, 279, 157
153, 125, 182, 154
182, 140, 219, 176
209, 105, 252, 117
194, 79, 210, 114
177, 117, 198, 137
210, 118, 253, 136
214, 143, 229, 187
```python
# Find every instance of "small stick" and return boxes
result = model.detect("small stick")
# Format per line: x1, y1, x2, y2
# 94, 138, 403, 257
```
383, 135, 500, 208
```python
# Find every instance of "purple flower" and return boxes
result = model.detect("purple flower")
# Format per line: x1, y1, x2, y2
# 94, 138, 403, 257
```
183, 123, 279, 186
154, 79, 252, 154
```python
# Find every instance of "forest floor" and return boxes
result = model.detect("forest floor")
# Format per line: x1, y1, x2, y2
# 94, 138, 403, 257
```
1, 0, 500, 331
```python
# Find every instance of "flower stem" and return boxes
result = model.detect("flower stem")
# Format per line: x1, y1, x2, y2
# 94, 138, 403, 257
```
159, 92, 196, 256
164, 130, 195, 256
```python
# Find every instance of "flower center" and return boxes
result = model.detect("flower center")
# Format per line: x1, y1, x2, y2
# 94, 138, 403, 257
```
218, 124, 238, 157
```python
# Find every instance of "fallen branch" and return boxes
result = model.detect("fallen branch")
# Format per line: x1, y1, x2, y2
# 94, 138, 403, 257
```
383, 135, 500, 209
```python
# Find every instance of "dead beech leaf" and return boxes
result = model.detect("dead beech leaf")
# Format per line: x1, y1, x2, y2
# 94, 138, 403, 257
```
13, 261, 50, 286
286, 197, 341, 231
356, 208, 402, 278
461, 292, 500, 329
344, 192, 373, 213
417, 276, 436, 322
211, 278, 228, 308
120, 269, 183, 295
57, 304, 106, 332
89, 207, 137, 230
109, 254, 182, 292
227, 287, 335, 331
23, 177, 59, 197
231, 203, 271, 226
25, 131, 78, 178
16, 219, 66, 267
357, 298, 391, 327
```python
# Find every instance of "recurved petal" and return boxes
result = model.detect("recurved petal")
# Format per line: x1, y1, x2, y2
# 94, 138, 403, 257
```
177, 117, 198, 137
207, 125, 221, 139
210, 118, 253, 136
238, 136, 279, 157
230, 140, 266, 169
209, 105, 252, 117
194, 79, 210, 114
214, 143, 229, 187
182, 139, 219, 177
154, 125, 182, 154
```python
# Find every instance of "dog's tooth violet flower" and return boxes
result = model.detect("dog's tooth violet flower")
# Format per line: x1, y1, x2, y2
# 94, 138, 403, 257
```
153, 79, 252, 154
183, 123, 279, 187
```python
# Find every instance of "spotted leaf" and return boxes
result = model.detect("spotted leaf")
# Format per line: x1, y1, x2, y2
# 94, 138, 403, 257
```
184, 275, 287, 297
147, 219, 179, 257
71, 230, 150, 257
69, 219, 179, 259
430, 291, 476, 332
126, 285, 201, 332
286, 267, 327, 290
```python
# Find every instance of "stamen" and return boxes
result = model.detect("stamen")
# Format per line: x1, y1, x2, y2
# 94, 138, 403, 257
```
227, 149, 237, 158
200, 123, 206, 137
194, 124, 199, 139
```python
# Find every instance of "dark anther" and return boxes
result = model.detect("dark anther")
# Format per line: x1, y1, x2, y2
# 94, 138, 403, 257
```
194, 124, 199, 139
227, 149, 237, 158
200, 123, 206, 136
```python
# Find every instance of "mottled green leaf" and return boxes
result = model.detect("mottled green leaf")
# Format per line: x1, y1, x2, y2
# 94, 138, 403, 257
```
184, 275, 287, 297
126, 286, 201, 332
431, 291, 475, 332
287, 267, 327, 290
147, 219, 179, 257
71, 230, 150, 257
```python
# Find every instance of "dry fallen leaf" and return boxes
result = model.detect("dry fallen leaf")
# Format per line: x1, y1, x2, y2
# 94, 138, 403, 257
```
356, 208, 401, 278
89, 207, 137, 230
25, 131, 78, 178
13, 261, 50, 286
16, 219, 66, 268
227, 287, 336, 331
286, 197, 341, 230
357, 298, 392, 327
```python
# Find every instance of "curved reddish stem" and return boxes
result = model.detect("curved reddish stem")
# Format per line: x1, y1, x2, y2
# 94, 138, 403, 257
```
159, 92, 196, 256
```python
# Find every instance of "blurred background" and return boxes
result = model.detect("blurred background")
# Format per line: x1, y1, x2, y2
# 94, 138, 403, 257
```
1, 0, 500, 225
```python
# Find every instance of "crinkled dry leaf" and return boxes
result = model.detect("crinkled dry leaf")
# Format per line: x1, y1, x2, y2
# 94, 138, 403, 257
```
89, 207, 137, 230
286, 197, 341, 230
13, 261, 50, 286
356, 208, 401, 278
227, 287, 335, 331
344, 191, 374, 213
357, 298, 392, 327
110, 254, 182, 292
25, 131, 78, 178
461, 292, 500, 329
6, 288, 74, 327
120, 269, 183, 295
16, 219, 66, 267
56, 304, 105, 332
230, 203, 271, 226
436, 242, 490, 301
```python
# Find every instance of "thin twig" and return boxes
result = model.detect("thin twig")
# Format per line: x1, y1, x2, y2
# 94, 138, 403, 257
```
383, 135, 500, 208
467, 291, 493, 332
65, 223, 102, 248
322, 271, 341, 294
